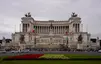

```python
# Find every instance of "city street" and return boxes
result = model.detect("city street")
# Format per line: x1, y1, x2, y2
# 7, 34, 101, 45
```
0, 51, 101, 56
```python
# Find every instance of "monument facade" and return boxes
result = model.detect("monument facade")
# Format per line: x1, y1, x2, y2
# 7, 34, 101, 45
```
11, 12, 91, 50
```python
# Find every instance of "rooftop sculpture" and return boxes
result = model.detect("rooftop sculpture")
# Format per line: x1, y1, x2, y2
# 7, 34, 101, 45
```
71, 12, 78, 17
25, 12, 31, 17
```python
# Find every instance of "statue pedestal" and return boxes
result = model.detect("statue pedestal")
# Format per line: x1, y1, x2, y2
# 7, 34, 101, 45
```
77, 44, 82, 49
49, 29, 54, 36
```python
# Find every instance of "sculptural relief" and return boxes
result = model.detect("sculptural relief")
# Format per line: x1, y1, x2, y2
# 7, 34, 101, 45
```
19, 34, 25, 44
78, 34, 83, 44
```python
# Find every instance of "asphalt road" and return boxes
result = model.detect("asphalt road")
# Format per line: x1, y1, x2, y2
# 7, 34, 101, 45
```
0, 51, 101, 56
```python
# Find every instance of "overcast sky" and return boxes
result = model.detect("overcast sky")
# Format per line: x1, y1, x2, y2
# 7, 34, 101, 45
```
0, 0, 101, 39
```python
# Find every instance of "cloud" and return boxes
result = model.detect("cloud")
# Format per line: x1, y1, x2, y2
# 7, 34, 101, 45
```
0, 0, 101, 38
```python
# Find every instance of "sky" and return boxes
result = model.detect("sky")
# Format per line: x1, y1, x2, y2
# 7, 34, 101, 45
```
0, 0, 101, 39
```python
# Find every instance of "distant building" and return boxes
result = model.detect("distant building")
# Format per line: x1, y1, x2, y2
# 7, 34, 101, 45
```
0, 38, 12, 50
0, 39, 12, 44
100, 40, 101, 49
90, 38, 100, 50
0, 40, 2, 44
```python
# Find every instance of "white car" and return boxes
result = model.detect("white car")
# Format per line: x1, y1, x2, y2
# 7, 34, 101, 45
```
20, 50, 30, 53
98, 50, 101, 53
11, 50, 20, 53
0, 50, 6, 53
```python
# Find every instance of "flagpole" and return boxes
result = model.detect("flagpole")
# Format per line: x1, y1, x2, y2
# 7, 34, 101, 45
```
86, 24, 88, 33
81, 24, 83, 32
15, 25, 16, 33
20, 24, 21, 32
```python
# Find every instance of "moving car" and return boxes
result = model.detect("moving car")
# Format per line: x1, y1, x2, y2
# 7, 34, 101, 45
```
98, 50, 101, 53
20, 49, 30, 53
0, 50, 6, 53
11, 50, 20, 53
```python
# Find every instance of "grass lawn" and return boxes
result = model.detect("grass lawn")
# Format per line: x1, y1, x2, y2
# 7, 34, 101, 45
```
1, 60, 101, 64
64, 54, 101, 59
1, 54, 101, 64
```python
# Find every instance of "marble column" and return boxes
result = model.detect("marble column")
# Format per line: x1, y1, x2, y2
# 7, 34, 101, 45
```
46, 26, 48, 34
58, 26, 60, 34
26, 24, 27, 32
62, 26, 64, 34
77, 24, 78, 32
37, 26, 38, 33
48, 26, 49, 33
60, 26, 62, 34
57, 26, 58, 34
75, 24, 76, 32
58, 26, 59, 34
23, 24, 25, 32
36, 26, 38, 34
55, 26, 57, 34
54, 26, 56, 34
53, 26, 54, 34
40, 26, 41, 33
59, 26, 61, 34
39, 26, 40, 34
77, 24, 79, 32
27, 24, 28, 32
45, 26, 46, 34
74, 24, 76, 32
63, 26, 65, 34
61, 26, 62, 34
55, 26, 56, 34
41, 26, 42, 34
78, 24, 80, 32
